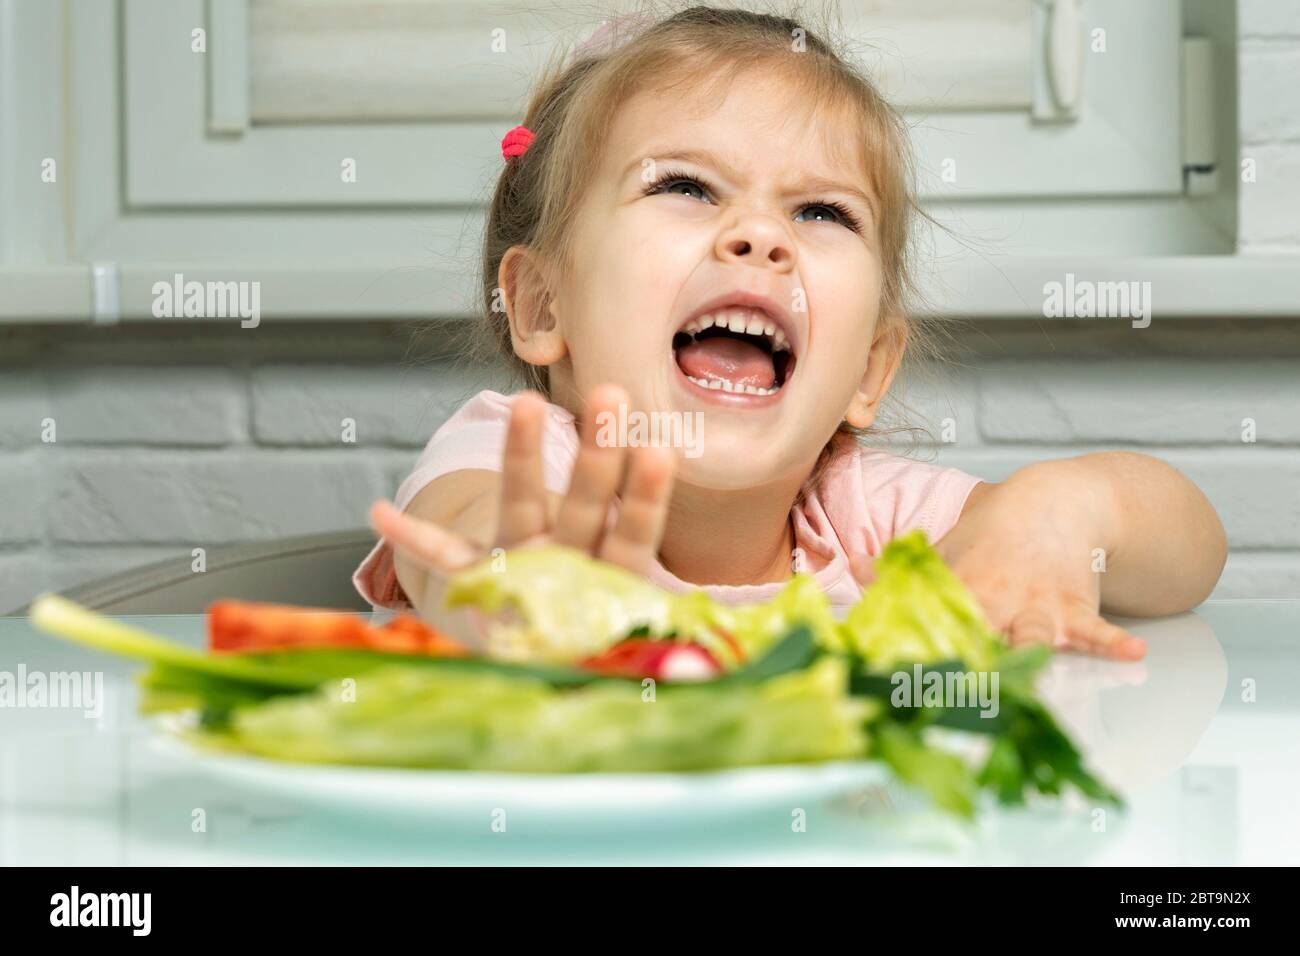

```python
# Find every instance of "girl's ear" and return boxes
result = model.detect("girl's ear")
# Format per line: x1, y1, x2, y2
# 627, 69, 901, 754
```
499, 246, 568, 366
844, 318, 907, 430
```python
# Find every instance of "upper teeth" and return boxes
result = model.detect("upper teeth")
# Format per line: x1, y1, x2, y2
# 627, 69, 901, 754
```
680, 308, 791, 353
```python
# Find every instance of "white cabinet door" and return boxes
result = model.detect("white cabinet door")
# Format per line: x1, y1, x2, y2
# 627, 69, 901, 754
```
121, 0, 1183, 206
27, 0, 1210, 321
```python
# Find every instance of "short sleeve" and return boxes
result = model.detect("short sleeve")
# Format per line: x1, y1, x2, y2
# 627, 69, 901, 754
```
351, 389, 579, 612
914, 464, 984, 543
819, 445, 984, 559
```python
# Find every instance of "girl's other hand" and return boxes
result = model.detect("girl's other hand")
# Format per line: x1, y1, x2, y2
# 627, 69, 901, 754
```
851, 472, 1147, 661
368, 384, 677, 584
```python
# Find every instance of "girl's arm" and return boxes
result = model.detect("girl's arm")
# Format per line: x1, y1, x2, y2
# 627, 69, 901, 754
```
1049, 451, 1226, 616
933, 451, 1227, 659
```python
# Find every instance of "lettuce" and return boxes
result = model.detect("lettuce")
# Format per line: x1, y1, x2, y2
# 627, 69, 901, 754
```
444, 546, 843, 668
667, 573, 842, 664
442, 532, 1003, 674
29, 558, 1118, 812
841, 531, 1004, 672
444, 548, 674, 664
191, 656, 873, 772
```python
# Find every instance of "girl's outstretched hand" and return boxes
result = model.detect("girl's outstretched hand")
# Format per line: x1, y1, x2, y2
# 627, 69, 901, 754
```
368, 385, 677, 585
852, 468, 1148, 661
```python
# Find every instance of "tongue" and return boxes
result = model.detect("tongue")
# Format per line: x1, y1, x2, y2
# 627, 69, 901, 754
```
676, 336, 776, 389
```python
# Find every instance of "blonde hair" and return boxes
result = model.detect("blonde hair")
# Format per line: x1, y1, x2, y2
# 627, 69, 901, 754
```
469, 2, 951, 498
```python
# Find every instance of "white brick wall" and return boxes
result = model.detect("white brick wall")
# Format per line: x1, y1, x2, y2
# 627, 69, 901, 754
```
1238, 0, 1300, 252
891, 321, 1300, 600
3, 318, 1297, 613
1239, 0, 1300, 36
48, 367, 246, 445
251, 362, 488, 446
0, 327, 515, 612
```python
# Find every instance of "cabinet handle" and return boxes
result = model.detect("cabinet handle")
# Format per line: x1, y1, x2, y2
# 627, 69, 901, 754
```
1046, 0, 1082, 113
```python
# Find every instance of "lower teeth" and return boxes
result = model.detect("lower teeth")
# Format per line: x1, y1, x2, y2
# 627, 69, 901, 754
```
685, 375, 778, 396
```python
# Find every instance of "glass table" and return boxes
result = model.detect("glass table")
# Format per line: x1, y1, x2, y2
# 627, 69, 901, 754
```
1, 601, 1296, 865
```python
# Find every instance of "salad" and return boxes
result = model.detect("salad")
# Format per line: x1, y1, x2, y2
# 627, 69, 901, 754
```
29, 530, 1119, 818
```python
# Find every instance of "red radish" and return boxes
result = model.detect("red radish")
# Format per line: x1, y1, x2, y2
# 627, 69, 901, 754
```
579, 639, 722, 682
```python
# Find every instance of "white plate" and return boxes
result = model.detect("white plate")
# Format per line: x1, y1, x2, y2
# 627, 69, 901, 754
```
151, 722, 891, 831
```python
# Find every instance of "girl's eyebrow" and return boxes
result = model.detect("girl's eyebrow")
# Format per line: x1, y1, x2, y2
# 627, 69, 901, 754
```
625, 146, 878, 222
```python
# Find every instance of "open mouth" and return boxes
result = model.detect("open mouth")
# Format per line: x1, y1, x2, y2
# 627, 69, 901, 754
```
671, 308, 797, 397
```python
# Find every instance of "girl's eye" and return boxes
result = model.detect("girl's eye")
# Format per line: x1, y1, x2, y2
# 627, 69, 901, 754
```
643, 171, 864, 234
796, 202, 864, 234
644, 173, 711, 203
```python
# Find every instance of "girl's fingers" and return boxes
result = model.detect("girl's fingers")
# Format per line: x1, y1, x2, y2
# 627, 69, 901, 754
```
1063, 610, 1147, 660
1006, 605, 1059, 649
598, 444, 677, 573
554, 384, 633, 554
497, 391, 551, 546
368, 500, 480, 577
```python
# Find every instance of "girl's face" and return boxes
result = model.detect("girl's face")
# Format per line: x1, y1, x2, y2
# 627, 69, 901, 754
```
538, 70, 890, 490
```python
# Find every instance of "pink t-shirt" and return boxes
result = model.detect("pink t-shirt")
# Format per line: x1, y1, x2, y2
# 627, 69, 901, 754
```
353, 390, 983, 617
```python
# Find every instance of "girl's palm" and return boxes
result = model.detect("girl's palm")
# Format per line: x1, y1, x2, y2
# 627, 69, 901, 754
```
368, 385, 676, 587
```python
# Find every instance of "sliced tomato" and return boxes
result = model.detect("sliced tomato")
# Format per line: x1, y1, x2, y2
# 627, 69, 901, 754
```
208, 600, 469, 657
579, 638, 721, 682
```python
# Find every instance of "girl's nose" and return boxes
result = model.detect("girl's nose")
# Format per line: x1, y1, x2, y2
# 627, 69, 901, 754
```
714, 213, 797, 273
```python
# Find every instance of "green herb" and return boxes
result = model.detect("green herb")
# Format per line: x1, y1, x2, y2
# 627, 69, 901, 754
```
873, 721, 979, 819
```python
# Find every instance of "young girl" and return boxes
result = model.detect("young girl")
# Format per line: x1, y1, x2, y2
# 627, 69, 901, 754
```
354, 6, 1226, 659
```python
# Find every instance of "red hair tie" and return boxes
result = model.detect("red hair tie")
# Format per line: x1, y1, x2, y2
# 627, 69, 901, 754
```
502, 125, 534, 160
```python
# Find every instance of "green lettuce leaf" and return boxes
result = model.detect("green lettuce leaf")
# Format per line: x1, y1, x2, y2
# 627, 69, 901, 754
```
842, 530, 1004, 672
444, 547, 675, 664
443, 546, 844, 667
189, 656, 874, 772
667, 572, 842, 664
